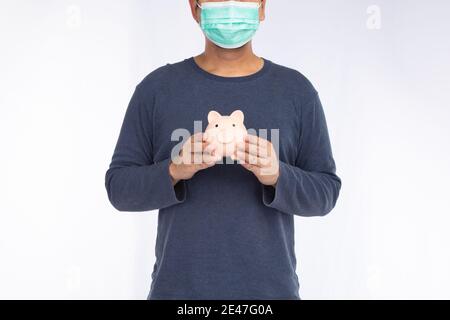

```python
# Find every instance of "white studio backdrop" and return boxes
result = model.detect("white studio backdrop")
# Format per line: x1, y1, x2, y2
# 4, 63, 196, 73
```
0, 0, 449, 299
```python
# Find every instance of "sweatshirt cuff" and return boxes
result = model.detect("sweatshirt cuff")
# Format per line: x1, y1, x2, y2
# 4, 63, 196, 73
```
262, 161, 292, 213
156, 158, 187, 207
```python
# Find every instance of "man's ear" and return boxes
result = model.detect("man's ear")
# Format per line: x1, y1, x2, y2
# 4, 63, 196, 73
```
208, 111, 222, 123
189, 0, 200, 23
230, 110, 244, 123
259, 0, 266, 22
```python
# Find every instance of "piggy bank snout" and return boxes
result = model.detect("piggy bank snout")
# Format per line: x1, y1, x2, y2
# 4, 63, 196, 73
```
217, 129, 235, 144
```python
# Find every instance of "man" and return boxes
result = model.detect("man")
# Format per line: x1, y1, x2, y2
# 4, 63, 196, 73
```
105, 0, 341, 300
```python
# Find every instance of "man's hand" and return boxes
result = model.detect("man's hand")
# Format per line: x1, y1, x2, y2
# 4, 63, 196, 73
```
169, 133, 220, 185
232, 134, 280, 187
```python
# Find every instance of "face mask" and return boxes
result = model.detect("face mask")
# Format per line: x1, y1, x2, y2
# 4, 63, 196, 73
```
197, 1, 261, 49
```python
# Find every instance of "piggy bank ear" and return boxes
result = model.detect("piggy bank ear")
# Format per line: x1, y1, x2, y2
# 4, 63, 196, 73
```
230, 110, 244, 123
208, 111, 221, 124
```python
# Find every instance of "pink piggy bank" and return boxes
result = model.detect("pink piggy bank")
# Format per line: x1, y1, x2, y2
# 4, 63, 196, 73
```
205, 110, 247, 158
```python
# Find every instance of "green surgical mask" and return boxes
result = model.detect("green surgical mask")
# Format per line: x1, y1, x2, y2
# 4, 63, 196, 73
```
197, 1, 261, 49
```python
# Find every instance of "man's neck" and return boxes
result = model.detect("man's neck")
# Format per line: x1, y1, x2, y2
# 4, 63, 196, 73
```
194, 41, 264, 77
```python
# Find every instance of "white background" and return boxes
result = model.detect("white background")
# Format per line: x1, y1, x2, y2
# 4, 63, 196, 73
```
1, 0, 449, 299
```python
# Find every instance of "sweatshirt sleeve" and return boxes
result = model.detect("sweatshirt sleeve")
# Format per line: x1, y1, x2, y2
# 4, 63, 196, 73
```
105, 86, 186, 212
262, 91, 341, 217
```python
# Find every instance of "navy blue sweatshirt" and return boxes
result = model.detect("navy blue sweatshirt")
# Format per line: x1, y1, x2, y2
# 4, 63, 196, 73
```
105, 57, 341, 300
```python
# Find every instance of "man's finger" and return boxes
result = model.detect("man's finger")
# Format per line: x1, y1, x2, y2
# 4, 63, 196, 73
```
182, 148, 220, 165
187, 141, 214, 154
235, 150, 271, 167
241, 162, 260, 174
202, 151, 221, 164
191, 132, 205, 142
236, 141, 269, 158
203, 142, 217, 155
245, 133, 269, 145
244, 134, 272, 154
